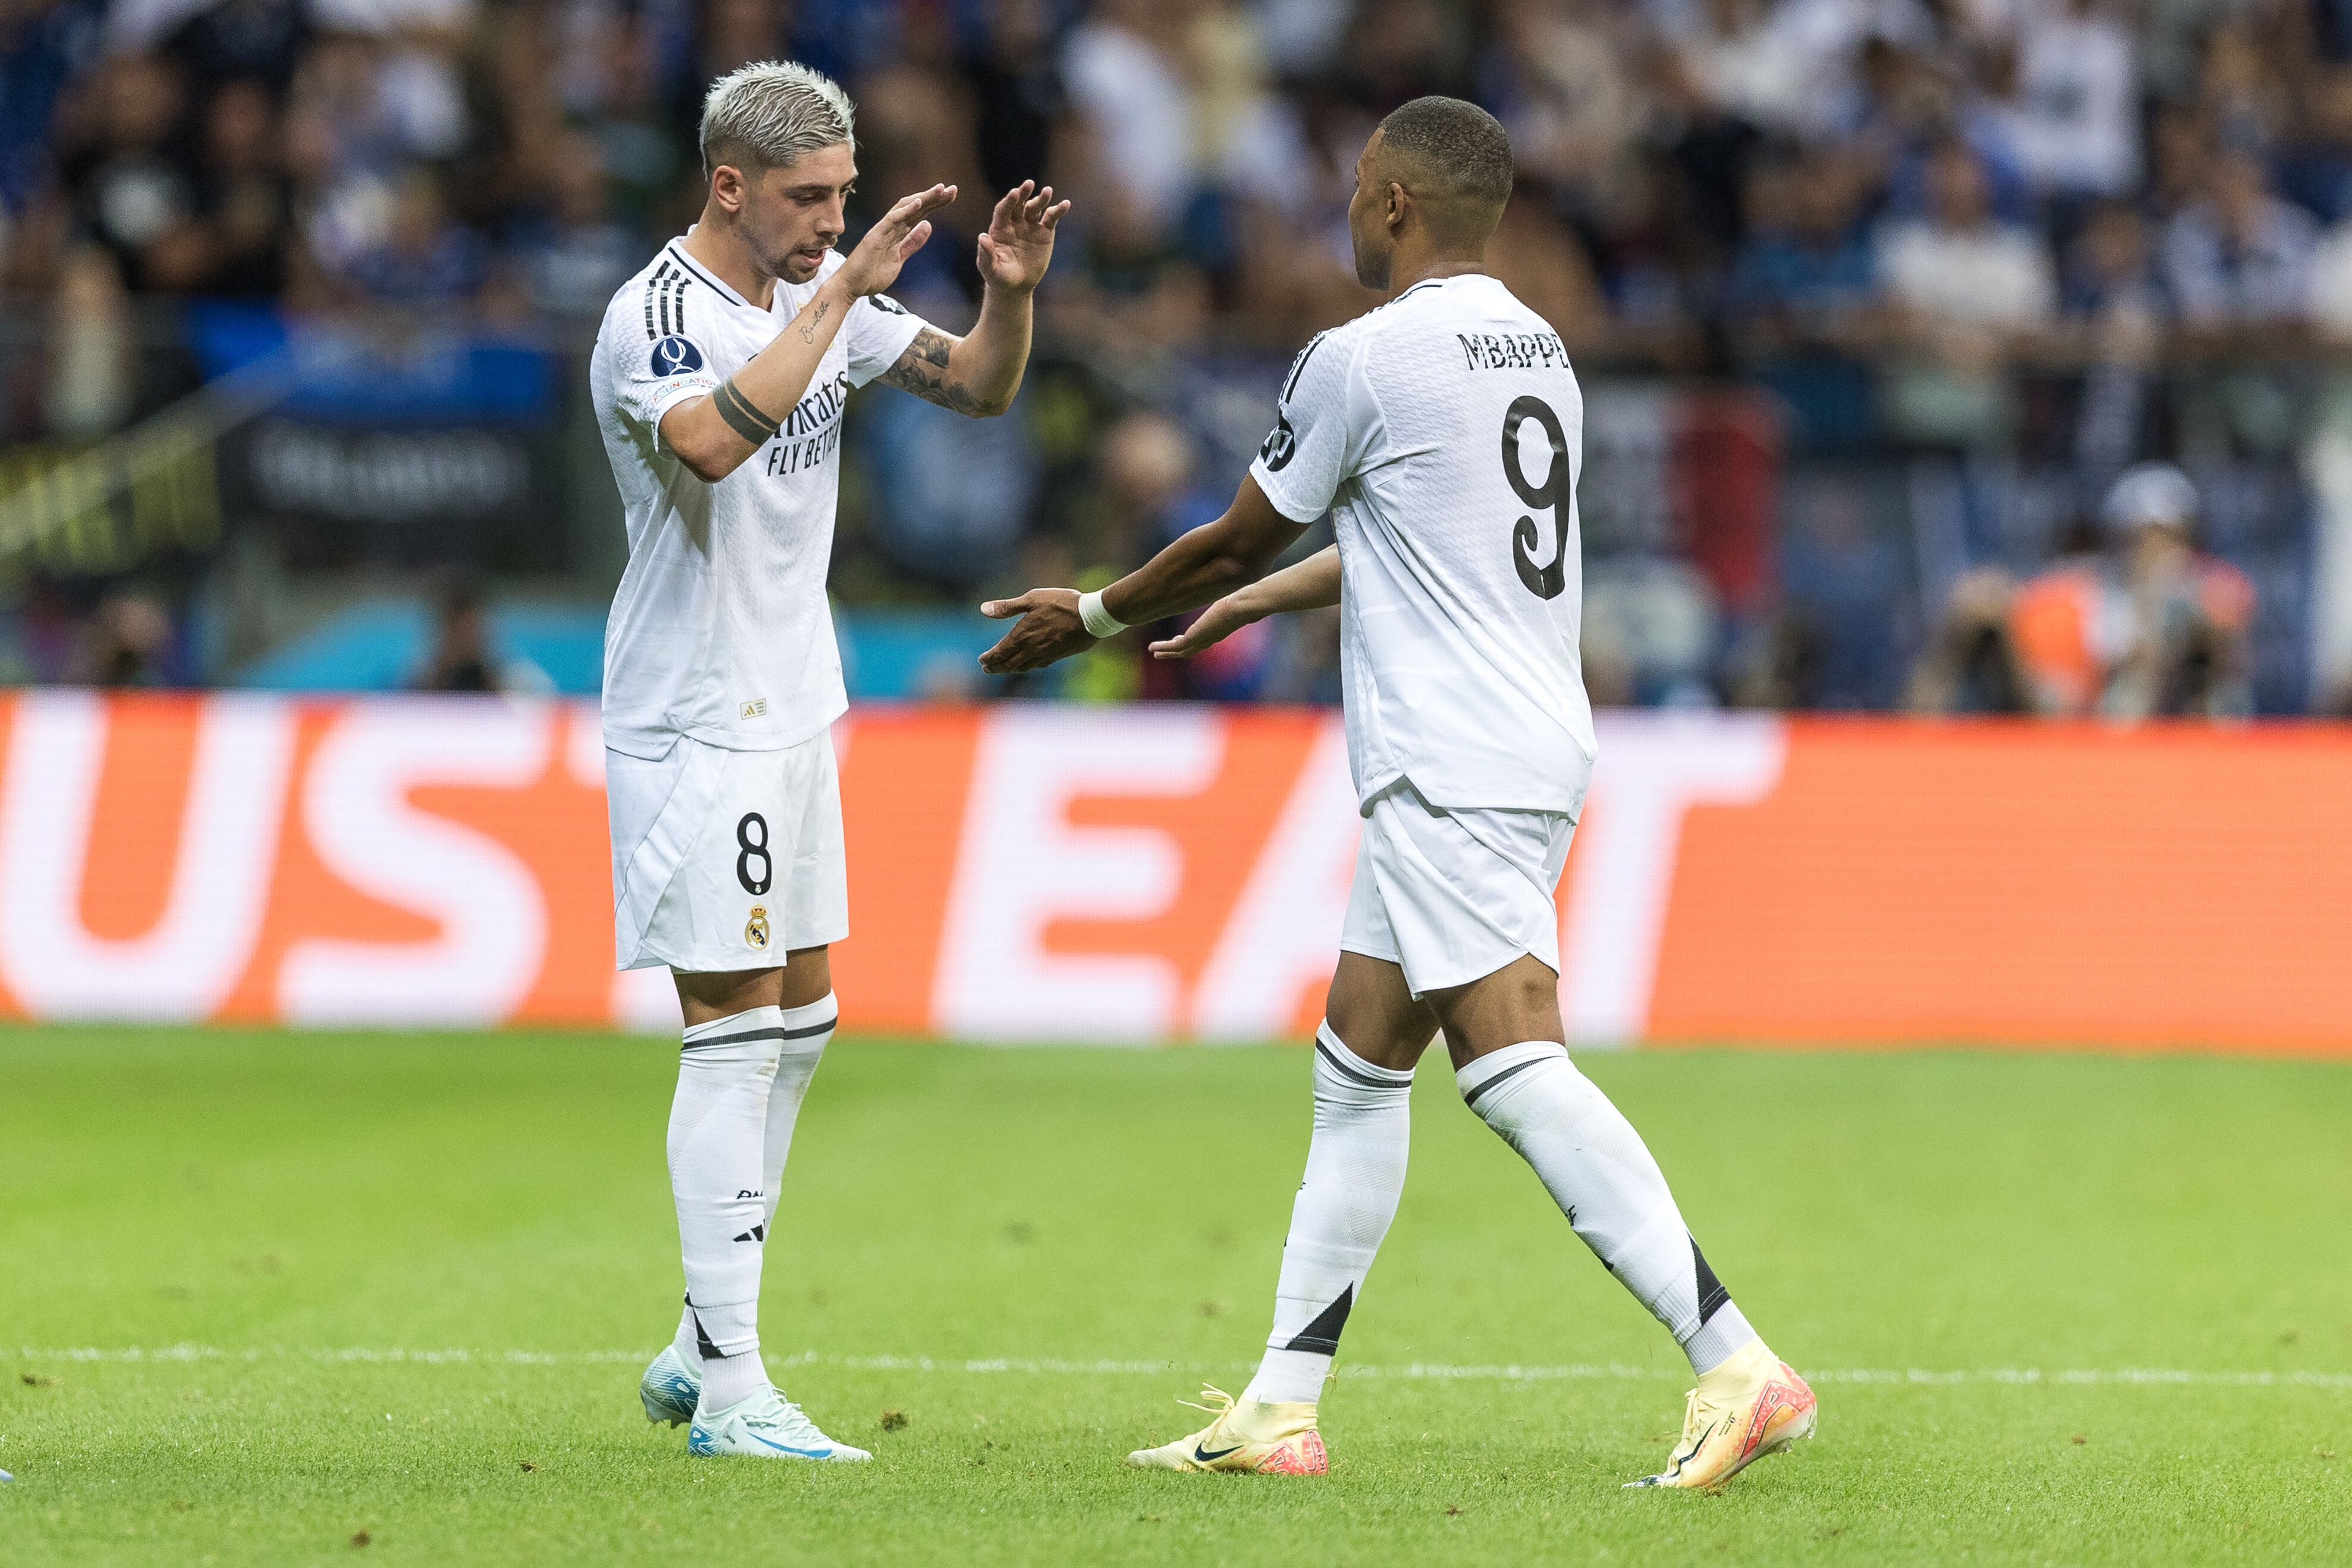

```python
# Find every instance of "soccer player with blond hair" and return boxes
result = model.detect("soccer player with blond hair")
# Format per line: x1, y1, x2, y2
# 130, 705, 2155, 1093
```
591, 60, 1066, 1461
981, 96, 1814, 1490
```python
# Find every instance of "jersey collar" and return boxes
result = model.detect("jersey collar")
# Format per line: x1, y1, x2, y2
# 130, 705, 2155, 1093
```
665, 235, 755, 311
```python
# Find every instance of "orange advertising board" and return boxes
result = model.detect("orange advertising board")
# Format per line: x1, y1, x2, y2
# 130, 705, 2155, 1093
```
1, 692, 2346, 1052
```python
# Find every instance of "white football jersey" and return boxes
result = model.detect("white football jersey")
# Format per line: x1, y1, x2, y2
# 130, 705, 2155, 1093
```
1250, 274, 1599, 816
592, 235, 927, 758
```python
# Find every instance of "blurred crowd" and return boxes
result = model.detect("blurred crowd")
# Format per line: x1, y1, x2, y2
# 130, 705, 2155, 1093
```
6, 0, 2352, 709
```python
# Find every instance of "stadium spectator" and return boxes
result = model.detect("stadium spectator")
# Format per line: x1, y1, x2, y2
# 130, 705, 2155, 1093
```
74, 584, 176, 685
55, 51, 196, 295
1663, 0, 1819, 140
1480, 0, 1646, 222
162, 77, 293, 299
2163, 149, 2318, 459
2060, 200, 2163, 470
2008, 464, 2254, 717
1875, 138, 2056, 450
1060, 0, 1193, 243
2008, 0, 2141, 207
1905, 565, 2032, 715
159, 0, 307, 104
572, 13, 689, 235
1725, 147, 1880, 448
44, 243, 134, 437
2273, 67, 2352, 227
344, 165, 484, 304
2096, 463, 2254, 718
412, 573, 551, 693
959, 0, 1062, 198
2162, 151, 2319, 341
513, 130, 641, 320
1, 0, 103, 217
0, 0, 2335, 714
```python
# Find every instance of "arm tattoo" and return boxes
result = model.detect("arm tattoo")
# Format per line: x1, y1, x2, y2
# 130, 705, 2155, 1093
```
798, 300, 832, 343
879, 326, 998, 416
712, 376, 780, 444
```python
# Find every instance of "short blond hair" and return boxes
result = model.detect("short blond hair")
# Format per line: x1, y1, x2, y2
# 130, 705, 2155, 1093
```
699, 60, 856, 181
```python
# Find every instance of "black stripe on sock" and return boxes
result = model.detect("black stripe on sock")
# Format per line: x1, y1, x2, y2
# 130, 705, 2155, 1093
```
681, 1016, 839, 1051
1692, 1238, 1730, 1325
693, 1311, 721, 1361
1313, 1039, 1408, 1090
1460, 1054, 1548, 1110
1283, 1283, 1355, 1355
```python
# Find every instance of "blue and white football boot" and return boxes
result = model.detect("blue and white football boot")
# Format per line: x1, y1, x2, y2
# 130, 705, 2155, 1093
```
638, 1346, 702, 1428
688, 1386, 872, 1461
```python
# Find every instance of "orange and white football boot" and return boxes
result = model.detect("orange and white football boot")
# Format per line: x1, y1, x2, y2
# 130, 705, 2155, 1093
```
1627, 1337, 1817, 1489
1125, 1385, 1329, 1475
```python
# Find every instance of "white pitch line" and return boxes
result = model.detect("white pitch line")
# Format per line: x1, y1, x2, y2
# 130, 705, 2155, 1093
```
13, 1346, 2352, 1390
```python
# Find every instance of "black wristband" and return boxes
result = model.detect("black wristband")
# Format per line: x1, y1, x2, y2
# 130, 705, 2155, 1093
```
712, 377, 780, 444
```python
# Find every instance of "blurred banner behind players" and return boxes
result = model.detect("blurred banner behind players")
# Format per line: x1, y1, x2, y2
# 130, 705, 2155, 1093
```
2, 692, 2349, 1053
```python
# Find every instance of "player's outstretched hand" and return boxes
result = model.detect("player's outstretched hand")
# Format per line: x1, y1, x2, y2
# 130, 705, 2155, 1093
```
837, 184, 956, 298
976, 181, 1071, 295
1148, 594, 1256, 660
978, 587, 1093, 674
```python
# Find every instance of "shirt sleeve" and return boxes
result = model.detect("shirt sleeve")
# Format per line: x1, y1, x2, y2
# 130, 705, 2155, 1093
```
842, 291, 930, 388
1249, 328, 1373, 523
605, 309, 720, 433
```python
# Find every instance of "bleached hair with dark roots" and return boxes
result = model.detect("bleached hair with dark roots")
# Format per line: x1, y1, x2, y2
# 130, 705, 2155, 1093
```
698, 60, 856, 181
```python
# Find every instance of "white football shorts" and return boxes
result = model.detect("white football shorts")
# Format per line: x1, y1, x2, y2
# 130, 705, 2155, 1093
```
606, 729, 847, 974
1338, 777, 1574, 999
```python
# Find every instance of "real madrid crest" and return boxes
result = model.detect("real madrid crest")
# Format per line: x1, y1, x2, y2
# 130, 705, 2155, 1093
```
745, 904, 771, 950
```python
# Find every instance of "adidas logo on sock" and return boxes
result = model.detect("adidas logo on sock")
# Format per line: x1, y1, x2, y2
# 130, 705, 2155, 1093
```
733, 1224, 766, 1243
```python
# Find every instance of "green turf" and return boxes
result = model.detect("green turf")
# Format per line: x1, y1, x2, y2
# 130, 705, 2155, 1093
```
2, 1028, 2348, 1566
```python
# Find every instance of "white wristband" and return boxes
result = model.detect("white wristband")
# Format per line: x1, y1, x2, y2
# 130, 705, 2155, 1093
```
1077, 589, 1128, 639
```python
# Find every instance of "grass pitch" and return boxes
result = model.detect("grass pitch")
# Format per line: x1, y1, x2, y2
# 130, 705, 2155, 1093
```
3, 1028, 2349, 1566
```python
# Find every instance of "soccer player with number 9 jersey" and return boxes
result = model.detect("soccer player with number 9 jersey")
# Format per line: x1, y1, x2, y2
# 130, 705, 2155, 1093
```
979, 96, 1814, 1491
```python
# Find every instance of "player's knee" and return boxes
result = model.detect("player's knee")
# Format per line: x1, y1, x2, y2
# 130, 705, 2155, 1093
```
1319, 1014, 1431, 1075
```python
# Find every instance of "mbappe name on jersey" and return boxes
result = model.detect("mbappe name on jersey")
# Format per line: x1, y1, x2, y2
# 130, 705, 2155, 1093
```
1455, 331, 1570, 371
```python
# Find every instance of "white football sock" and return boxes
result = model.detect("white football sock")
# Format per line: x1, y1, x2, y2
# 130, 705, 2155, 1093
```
760, 994, 836, 1231
1242, 1023, 1414, 1408
669, 995, 837, 1377
670, 1006, 785, 1408
1457, 1042, 1755, 1376
699, 1349, 767, 1412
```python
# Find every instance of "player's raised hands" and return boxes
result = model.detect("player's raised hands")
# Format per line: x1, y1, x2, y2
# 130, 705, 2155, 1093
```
837, 183, 956, 298
976, 181, 1071, 295
978, 587, 1094, 674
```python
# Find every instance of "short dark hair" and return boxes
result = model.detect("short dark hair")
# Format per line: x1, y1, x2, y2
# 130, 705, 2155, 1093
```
1376, 96, 1513, 207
